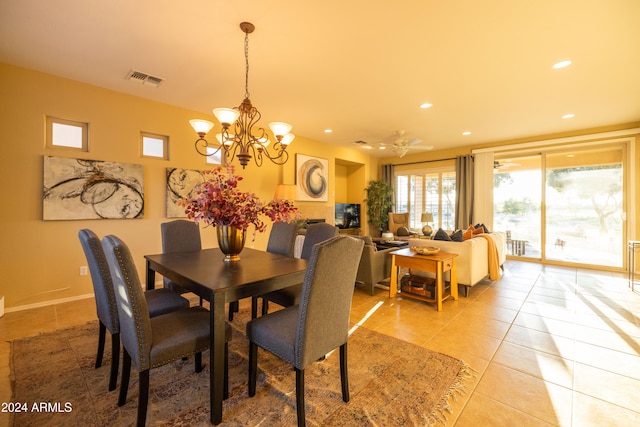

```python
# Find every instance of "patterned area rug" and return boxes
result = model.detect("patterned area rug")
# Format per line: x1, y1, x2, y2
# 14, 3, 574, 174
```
9, 309, 473, 426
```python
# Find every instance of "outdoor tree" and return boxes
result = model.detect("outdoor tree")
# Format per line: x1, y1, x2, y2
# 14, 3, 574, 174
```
546, 166, 622, 233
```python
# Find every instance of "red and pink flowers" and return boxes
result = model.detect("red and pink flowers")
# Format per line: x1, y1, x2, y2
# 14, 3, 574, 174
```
179, 165, 298, 235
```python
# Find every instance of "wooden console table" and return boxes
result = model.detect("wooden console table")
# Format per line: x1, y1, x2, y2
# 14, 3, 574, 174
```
389, 248, 458, 311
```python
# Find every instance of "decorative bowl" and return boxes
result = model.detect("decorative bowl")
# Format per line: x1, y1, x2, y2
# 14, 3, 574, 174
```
381, 232, 394, 242
411, 246, 440, 255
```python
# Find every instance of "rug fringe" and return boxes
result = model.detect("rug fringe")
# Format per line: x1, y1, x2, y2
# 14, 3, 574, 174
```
426, 360, 477, 426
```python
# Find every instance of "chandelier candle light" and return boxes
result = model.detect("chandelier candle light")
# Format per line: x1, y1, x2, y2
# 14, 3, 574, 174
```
190, 22, 294, 169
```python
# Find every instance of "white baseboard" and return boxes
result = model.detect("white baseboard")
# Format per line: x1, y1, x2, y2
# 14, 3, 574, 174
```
4, 293, 95, 314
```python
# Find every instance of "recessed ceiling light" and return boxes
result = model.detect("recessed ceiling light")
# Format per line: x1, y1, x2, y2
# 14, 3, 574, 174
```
420, 103, 432, 109
553, 60, 572, 69
323, 129, 333, 133
462, 131, 471, 136
379, 146, 386, 150
562, 113, 575, 119
567, 154, 575, 158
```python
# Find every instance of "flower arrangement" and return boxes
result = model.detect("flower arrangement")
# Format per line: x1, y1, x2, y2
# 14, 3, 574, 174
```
179, 165, 299, 236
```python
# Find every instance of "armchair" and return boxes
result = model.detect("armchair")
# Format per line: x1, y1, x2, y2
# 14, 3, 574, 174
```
355, 236, 395, 295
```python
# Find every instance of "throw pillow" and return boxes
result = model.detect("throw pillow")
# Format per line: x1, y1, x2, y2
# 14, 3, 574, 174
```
474, 223, 490, 233
433, 228, 452, 241
396, 226, 411, 236
463, 225, 475, 240
473, 225, 484, 235
450, 229, 463, 242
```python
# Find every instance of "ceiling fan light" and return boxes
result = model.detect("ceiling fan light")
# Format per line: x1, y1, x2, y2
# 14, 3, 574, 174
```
189, 119, 214, 135
213, 108, 240, 125
269, 122, 293, 137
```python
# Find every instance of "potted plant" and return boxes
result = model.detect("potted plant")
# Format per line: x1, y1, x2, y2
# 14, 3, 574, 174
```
364, 180, 394, 237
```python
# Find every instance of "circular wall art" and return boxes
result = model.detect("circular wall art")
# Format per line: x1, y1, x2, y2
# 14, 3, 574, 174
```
296, 154, 328, 201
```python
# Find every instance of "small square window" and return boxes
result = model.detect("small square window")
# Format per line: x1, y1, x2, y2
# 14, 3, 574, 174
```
141, 132, 169, 159
46, 116, 88, 151
205, 146, 222, 165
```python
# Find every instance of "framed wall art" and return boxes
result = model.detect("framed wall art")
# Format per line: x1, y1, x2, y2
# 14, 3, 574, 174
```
43, 156, 144, 220
166, 167, 205, 217
296, 154, 328, 201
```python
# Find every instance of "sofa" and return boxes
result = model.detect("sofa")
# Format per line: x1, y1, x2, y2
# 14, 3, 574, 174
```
407, 231, 507, 296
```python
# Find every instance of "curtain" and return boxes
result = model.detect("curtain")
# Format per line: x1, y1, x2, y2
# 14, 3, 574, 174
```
381, 164, 394, 211
472, 151, 494, 230
455, 155, 474, 229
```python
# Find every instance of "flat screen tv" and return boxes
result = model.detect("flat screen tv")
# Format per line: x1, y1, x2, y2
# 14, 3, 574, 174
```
335, 203, 361, 229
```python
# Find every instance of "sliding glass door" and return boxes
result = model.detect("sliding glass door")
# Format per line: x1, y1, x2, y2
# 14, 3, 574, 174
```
545, 147, 624, 267
494, 156, 542, 258
493, 142, 627, 269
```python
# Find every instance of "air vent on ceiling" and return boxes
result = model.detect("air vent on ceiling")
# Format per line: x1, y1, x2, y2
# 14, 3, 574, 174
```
125, 69, 164, 88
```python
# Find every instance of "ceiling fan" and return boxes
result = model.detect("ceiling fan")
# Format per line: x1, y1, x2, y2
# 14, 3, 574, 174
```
384, 130, 433, 158
493, 160, 521, 170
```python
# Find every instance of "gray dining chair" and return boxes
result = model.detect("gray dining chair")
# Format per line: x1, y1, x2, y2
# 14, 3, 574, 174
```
102, 234, 231, 427
162, 219, 242, 319
258, 222, 338, 316
78, 229, 190, 392
251, 221, 299, 317
246, 235, 364, 427
160, 220, 201, 296
266, 221, 299, 257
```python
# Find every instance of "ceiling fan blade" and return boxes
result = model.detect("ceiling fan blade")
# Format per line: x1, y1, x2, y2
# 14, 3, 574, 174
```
408, 144, 433, 151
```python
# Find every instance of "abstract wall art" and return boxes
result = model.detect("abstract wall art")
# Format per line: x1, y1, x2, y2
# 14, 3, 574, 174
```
43, 156, 144, 220
296, 154, 328, 201
166, 167, 205, 217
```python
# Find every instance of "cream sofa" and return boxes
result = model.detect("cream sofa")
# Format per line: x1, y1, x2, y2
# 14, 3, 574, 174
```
407, 232, 506, 296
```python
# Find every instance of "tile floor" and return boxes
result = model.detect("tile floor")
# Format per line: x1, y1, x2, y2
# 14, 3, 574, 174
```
1, 260, 639, 426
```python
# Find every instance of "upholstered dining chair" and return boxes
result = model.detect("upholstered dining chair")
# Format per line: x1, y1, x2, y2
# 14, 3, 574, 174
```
251, 221, 299, 318
102, 234, 231, 427
78, 229, 190, 392
162, 220, 242, 319
160, 220, 201, 296
246, 235, 364, 427
266, 221, 299, 257
258, 222, 338, 316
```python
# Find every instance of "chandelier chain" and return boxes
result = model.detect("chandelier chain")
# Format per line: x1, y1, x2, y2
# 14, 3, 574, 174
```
244, 31, 250, 100
190, 21, 293, 168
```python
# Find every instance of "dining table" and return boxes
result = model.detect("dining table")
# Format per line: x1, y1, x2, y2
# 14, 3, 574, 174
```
144, 247, 308, 425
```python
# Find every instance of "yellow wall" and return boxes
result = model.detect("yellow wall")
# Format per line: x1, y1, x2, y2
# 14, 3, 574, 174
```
0, 63, 373, 310
2, 61, 636, 310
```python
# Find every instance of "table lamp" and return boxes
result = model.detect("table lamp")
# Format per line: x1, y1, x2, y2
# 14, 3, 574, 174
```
421, 213, 434, 236
273, 184, 297, 200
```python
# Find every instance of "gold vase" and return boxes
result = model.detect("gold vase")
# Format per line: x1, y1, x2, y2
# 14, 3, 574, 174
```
216, 225, 246, 262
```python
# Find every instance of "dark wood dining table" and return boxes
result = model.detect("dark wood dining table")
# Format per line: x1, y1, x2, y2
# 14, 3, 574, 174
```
144, 247, 308, 425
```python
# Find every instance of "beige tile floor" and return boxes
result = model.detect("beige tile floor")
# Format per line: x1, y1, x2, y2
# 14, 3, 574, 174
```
1, 260, 639, 426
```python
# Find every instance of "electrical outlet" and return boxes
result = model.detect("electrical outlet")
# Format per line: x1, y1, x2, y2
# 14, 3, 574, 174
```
80, 266, 88, 276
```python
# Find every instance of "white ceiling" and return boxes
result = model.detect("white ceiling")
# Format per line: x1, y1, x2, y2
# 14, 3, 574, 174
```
1, 0, 639, 158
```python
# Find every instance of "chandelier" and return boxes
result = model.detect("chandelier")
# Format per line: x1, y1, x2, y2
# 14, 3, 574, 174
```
190, 22, 294, 168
